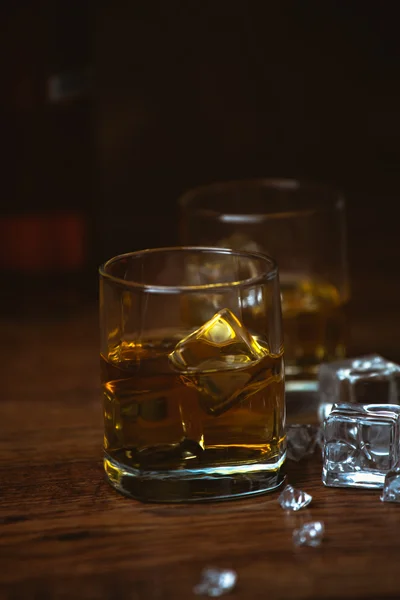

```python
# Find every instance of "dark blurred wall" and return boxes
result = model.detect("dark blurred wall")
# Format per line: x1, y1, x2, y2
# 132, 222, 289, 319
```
1, 1, 93, 313
2, 2, 400, 315
95, 2, 400, 278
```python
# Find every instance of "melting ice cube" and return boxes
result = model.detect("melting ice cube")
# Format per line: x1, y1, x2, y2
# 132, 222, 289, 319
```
169, 309, 269, 415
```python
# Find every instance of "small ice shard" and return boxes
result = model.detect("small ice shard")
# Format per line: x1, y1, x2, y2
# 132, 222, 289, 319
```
278, 484, 312, 511
293, 521, 325, 547
381, 468, 400, 503
286, 424, 320, 461
193, 567, 237, 597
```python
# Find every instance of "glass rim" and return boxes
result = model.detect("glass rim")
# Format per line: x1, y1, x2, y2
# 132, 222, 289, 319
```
99, 246, 278, 294
179, 177, 345, 221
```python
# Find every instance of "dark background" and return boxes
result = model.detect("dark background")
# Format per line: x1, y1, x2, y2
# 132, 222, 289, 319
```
2, 1, 400, 320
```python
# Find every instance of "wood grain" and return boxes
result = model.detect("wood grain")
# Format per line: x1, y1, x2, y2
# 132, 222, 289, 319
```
2, 302, 400, 600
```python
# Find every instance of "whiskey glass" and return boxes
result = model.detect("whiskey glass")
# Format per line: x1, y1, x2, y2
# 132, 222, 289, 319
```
100, 246, 285, 502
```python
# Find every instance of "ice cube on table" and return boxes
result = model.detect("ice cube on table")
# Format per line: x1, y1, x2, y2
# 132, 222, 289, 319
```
169, 309, 269, 415
318, 354, 400, 422
286, 424, 320, 461
381, 468, 400, 503
293, 521, 325, 547
322, 403, 400, 489
193, 567, 237, 597
278, 484, 312, 511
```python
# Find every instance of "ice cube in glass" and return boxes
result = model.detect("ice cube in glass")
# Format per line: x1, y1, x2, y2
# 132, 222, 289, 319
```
169, 308, 270, 415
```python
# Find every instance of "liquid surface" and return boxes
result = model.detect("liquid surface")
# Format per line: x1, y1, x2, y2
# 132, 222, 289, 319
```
102, 325, 285, 473
280, 277, 346, 379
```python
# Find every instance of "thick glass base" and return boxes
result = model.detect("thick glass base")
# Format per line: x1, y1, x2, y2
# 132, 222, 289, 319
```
104, 452, 286, 503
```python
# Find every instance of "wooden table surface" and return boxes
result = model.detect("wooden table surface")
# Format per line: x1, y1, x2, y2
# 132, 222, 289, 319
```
2, 287, 400, 600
